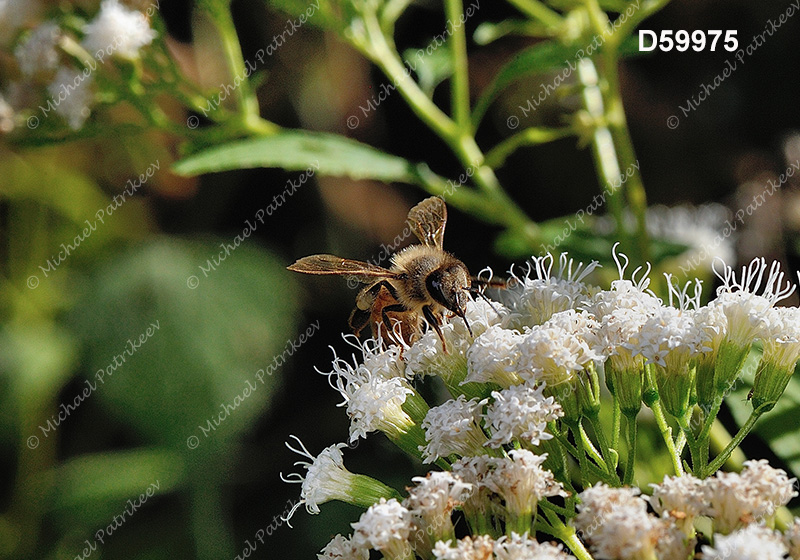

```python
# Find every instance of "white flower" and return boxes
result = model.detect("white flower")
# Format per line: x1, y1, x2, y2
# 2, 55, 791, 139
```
482, 450, 565, 515
322, 346, 415, 442
405, 299, 503, 379
351, 498, 413, 557
281, 438, 357, 516
450, 455, 496, 518
494, 533, 573, 560
647, 203, 737, 273
15, 21, 60, 77
649, 473, 710, 520
712, 257, 796, 348
342, 333, 408, 380
82, 0, 156, 59
433, 535, 495, 560
518, 318, 600, 386
701, 523, 788, 560
739, 459, 798, 517
47, 67, 94, 130
761, 305, 800, 369
707, 460, 797, 534
406, 471, 473, 519
464, 324, 525, 387
784, 518, 800, 559
499, 253, 599, 329
573, 484, 663, 560
318, 534, 369, 560
484, 382, 562, 448
626, 305, 706, 368
420, 395, 489, 463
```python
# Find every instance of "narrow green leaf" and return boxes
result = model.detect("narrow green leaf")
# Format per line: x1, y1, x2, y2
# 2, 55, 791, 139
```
173, 130, 416, 183
472, 41, 576, 127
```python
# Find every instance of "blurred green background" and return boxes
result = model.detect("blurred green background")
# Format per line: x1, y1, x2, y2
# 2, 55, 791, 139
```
2, 0, 800, 558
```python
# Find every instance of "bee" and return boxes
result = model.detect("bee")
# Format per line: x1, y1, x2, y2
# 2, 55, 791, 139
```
287, 196, 480, 352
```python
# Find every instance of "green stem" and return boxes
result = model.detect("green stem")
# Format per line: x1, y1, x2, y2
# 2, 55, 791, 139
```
506, 0, 563, 27
544, 509, 595, 560
575, 57, 631, 256
697, 396, 724, 474
208, 3, 275, 133
704, 408, 767, 476
611, 396, 621, 450
580, 0, 650, 264
644, 365, 683, 476
578, 420, 608, 473
444, 0, 471, 132
359, 8, 541, 245
677, 413, 701, 475
588, 415, 620, 483
485, 127, 573, 169
623, 412, 638, 485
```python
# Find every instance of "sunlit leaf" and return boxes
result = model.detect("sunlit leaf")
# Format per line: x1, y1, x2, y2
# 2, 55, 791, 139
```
173, 131, 416, 183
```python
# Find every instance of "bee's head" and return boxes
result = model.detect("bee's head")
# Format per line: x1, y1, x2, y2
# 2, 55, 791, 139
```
426, 263, 473, 336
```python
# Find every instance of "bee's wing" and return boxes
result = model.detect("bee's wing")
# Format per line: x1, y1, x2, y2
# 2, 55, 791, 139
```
407, 196, 447, 248
287, 254, 398, 283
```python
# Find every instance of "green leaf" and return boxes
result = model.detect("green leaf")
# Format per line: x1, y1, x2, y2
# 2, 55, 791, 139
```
403, 44, 453, 97
47, 448, 184, 523
472, 41, 576, 127
173, 130, 416, 183
69, 237, 300, 451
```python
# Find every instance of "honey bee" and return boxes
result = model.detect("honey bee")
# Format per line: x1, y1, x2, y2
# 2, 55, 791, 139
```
287, 196, 478, 352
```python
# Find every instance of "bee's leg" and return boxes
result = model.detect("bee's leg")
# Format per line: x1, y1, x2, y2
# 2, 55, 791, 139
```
422, 305, 448, 355
381, 303, 408, 347
349, 306, 371, 337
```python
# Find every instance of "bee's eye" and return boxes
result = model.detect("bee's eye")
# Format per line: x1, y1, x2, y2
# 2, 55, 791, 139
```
425, 272, 450, 308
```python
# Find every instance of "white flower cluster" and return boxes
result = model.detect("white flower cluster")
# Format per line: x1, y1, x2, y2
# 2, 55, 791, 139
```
293, 249, 800, 560
578, 464, 798, 560
3, 0, 156, 131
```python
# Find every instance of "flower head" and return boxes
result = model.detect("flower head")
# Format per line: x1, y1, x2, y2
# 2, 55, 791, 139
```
282, 438, 358, 516
494, 533, 573, 560
464, 324, 525, 387
707, 460, 797, 534
649, 473, 709, 534
47, 67, 94, 130
433, 535, 495, 560
420, 395, 489, 463
701, 523, 788, 560
82, 0, 156, 59
351, 498, 414, 558
318, 534, 369, 560
322, 346, 415, 442
484, 382, 562, 448
482, 450, 565, 516
574, 484, 665, 560
500, 253, 599, 329
15, 21, 61, 78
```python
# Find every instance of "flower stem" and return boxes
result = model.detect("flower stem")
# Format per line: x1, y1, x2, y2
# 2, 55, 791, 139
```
623, 412, 638, 485
444, 0, 471, 132
644, 365, 683, 475
704, 407, 767, 476
544, 508, 595, 560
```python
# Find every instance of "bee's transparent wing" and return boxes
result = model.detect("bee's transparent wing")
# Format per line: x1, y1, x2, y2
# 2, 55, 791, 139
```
287, 254, 397, 283
407, 196, 447, 248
